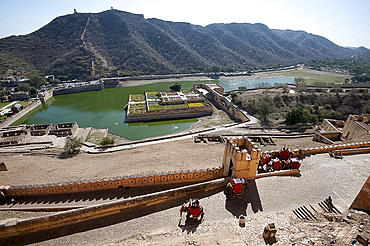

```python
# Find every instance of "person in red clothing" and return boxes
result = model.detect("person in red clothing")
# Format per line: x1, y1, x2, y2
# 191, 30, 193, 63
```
180, 198, 204, 220
280, 147, 290, 160
226, 178, 246, 198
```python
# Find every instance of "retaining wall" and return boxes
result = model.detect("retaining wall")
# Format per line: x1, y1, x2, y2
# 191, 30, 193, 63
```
1, 167, 224, 198
126, 104, 213, 123
0, 178, 229, 240
2, 134, 370, 199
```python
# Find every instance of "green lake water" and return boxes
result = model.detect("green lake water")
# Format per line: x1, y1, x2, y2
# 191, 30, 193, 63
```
17, 81, 200, 140
16, 77, 293, 140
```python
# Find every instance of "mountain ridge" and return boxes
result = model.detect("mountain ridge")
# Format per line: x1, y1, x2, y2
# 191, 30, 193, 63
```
0, 9, 366, 79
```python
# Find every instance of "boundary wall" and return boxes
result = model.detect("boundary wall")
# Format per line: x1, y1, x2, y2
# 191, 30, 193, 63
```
0, 167, 224, 198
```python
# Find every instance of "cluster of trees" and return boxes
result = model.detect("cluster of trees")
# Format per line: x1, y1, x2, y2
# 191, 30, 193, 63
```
306, 50, 370, 83
169, 83, 181, 91
232, 76, 370, 126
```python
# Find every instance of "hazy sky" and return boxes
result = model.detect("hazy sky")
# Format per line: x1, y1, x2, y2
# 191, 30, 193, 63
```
1, 0, 369, 48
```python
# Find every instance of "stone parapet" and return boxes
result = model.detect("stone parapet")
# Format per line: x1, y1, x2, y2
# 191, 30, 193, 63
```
264, 141, 370, 159
1, 167, 224, 198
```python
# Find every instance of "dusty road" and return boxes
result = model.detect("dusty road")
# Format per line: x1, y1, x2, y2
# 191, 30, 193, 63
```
3, 153, 368, 245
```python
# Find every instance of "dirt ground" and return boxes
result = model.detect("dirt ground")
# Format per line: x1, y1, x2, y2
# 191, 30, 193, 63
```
105, 209, 370, 246
2, 122, 368, 187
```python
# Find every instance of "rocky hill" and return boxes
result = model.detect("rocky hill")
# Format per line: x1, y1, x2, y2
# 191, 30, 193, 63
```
0, 9, 365, 79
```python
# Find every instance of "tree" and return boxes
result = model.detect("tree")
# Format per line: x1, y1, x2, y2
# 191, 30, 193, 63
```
0, 90, 11, 102
169, 82, 181, 91
17, 83, 32, 92
28, 75, 46, 88
100, 137, 115, 146
63, 137, 83, 155
230, 92, 238, 102
285, 106, 314, 125
49, 78, 61, 85
29, 87, 38, 95
295, 77, 307, 94
17, 83, 37, 95
257, 101, 270, 122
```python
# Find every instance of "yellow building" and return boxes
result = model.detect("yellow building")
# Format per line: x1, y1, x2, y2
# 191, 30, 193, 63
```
222, 137, 261, 179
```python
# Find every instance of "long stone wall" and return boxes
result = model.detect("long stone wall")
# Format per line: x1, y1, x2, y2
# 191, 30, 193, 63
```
1, 167, 224, 198
196, 84, 250, 122
265, 141, 370, 158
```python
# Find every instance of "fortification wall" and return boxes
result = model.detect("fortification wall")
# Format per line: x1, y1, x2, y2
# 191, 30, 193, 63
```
222, 137, 261, 178
126, 105, 213, 123
265, 141, 370, 158
196, 84, 249, 122
1, 167, 223, 198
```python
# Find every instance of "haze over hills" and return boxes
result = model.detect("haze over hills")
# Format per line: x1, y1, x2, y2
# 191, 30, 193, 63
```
0, 9, 366, 79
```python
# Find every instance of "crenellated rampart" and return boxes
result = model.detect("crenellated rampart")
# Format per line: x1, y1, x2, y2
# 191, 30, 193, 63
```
264, 141, 370, 158
0, 167, 224, 198
2, 133, 370, 200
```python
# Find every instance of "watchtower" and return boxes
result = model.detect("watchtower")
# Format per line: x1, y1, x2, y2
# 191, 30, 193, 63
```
222, 137, 261, 178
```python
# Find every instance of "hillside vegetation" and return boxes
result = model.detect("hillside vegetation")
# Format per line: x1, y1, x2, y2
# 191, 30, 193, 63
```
233, 87, 370, 126
0, 9, 365, 80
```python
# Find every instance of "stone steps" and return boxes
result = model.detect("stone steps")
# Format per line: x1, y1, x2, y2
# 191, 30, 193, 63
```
293, 199, 346, 221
